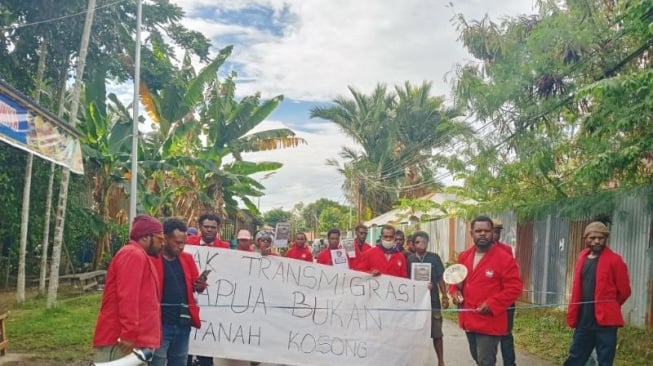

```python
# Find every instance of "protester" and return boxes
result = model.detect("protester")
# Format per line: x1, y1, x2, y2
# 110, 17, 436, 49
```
316, 228, 350, 267
355, 225, 407, 278
492, 220, 516, 366
187, 213, 230, 248
449, 215, 522, 366
92, 215, 164, 363
407, 231, 448, 366
349, 224, 372, 268
563, 221, 631, 366
395, 230, 406, 251
403, 233, 416, 260
285, 232, 314, 262
235, 229, 253, 251
254, 230, 276, 256
151, 218, 207, 366
187, 213, 228, 366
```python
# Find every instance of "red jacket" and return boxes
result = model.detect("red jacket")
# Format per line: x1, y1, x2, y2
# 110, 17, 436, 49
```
449, 244, 522, 336
153, 252, 202, 329
316, 246, 353, 268
187, 235, 230, 248
355, 246, 408, 278
566, 247, 631, 328
285, 243, 314, 262
93, 242, 161, 348
348, 240, 372, 269
496, 241, 513, 257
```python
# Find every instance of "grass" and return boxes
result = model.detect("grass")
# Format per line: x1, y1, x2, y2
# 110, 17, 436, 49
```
4, 290, 100, 363
3, 292, 653, 365
444, 304, 653, 366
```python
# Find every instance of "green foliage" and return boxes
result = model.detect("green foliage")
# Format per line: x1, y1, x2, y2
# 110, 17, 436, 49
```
449, 0, 653, 217
317, 205, 350, 233
262, 208, 293, 227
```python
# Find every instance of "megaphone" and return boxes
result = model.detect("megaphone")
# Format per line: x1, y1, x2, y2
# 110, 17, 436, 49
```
93, 348, 154, 366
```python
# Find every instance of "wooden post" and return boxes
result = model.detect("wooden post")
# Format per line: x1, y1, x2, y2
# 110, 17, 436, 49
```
0, 312, 8, 356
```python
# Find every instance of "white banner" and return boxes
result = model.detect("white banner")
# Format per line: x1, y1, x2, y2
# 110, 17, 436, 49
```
185, 246, 436, 366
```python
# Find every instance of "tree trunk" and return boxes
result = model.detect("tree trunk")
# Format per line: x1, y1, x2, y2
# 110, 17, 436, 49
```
47, 0, 96, 308
38, 163, 55, 293
16, 155, 32, 303
40, 75, 66, 293
17, 38, 48, 302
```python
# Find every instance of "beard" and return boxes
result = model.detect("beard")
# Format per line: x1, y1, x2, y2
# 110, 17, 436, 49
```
474, 238, 492, 249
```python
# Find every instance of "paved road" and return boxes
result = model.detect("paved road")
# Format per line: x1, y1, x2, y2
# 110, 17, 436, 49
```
210, 318, 553, 366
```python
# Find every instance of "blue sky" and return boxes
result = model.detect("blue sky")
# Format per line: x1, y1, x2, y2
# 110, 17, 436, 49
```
161, 0, 538, 212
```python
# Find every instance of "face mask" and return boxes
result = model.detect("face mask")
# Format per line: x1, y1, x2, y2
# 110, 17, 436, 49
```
381, 240, 395, 249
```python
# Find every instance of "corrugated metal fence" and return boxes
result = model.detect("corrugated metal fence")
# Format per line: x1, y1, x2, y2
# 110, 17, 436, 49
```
410, 191, 652, 329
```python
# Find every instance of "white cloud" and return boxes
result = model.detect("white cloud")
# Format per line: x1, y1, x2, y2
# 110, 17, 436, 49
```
174, 0, 538, 101
238, 119, 358, 211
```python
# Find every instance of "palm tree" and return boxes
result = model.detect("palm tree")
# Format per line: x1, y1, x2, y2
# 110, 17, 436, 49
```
312, 82, 470, 218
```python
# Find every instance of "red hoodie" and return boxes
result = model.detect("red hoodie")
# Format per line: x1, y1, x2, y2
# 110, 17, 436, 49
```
285, 243, 314, 262
187, 234, 230, 248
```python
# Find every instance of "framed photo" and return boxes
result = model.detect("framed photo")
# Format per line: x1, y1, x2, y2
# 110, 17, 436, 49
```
331, 249, 349, 269
341, 238, 356, 257
411, 263, 431, 281
273, 222, 290, 248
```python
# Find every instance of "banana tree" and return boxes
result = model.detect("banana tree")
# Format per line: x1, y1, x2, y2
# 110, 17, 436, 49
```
135, 46, 305, 220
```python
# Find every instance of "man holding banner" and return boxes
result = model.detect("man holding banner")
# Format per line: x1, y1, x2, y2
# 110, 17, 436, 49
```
449, 216, 522, 366
355, 225, 407, 278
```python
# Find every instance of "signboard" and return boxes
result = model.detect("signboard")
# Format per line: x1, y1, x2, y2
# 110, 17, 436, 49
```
185, 246, 436, 366
0, 91, 83, 174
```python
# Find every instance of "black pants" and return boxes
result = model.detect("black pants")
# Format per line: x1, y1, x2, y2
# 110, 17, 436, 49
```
563, 327, 617, 366
500, 305, 516, 366
187, 355, 213, 366
466, 332, 501, 366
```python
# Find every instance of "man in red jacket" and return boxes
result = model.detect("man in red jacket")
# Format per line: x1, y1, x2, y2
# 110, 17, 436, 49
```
187, 213, 230, 248
151, 218, 208, 366
316, 228, 350, 267
348, 224, 372, 269
355, 225, 407, 278
93, 215, 164, 363
285, 232, 313, 262
563, 221, 631, 366
449, 216, 522, 366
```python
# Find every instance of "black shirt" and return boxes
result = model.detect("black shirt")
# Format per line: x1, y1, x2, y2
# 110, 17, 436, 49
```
578, 256, 598, 328
161, 257, 190, 326
407, 252, 445, 309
